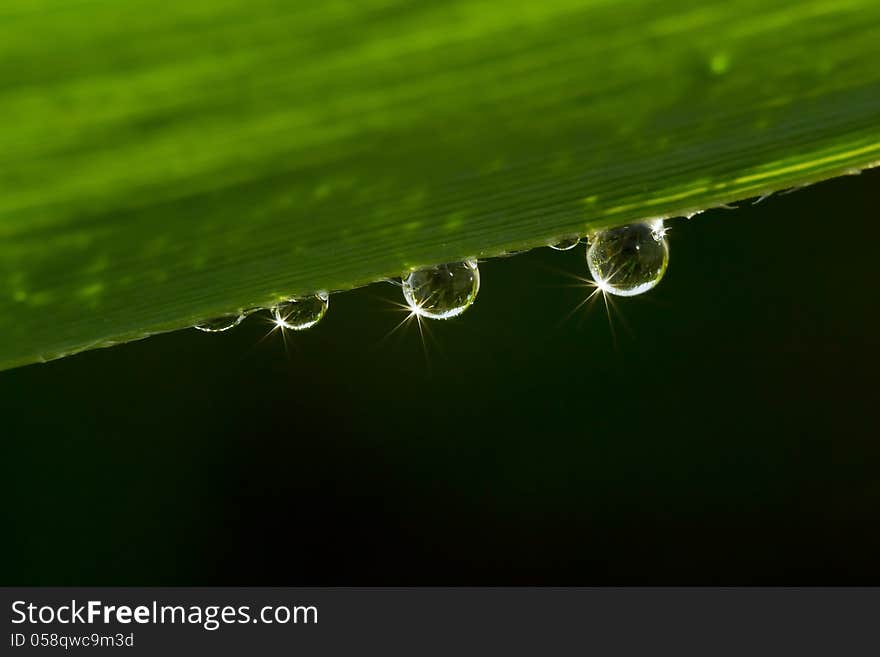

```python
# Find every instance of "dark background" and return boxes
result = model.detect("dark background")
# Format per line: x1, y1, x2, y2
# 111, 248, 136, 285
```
2, 170, 878, 585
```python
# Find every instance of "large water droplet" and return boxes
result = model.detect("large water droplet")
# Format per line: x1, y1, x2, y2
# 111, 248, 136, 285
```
195, 314, 245, 333
586, 221, 668, 297
549, 237, 580, 251
272, 293, 328, 330
402, 260, 480, 319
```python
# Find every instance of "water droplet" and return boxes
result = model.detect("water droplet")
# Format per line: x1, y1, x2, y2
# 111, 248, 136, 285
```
195, 314, 245, 333
586, 221, 669, 297
272, 293, 329, 330
549, 237, 580, 251
402, 260, 480, 319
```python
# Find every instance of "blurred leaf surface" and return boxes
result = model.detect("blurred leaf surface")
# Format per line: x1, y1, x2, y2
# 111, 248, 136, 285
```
1, 0, 879, 370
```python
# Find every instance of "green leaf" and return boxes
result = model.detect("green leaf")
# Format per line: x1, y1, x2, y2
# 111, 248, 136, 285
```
1, 0, 879, 371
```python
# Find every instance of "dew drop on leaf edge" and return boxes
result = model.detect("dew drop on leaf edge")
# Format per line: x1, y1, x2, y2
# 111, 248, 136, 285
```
402, 260, 480, 319
272, 293, 329, 331
586, 221, 668, 297
194, 314, 245, 333
549, 237, 580, 251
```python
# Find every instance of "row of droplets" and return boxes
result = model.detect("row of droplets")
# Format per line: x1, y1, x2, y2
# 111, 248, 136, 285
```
195, 219, 669, 333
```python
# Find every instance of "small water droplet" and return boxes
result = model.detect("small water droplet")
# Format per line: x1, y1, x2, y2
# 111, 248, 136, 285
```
195, 314, 245, 333
402, 260, 480, 319
272, 293, 329, 330
586, 221, 669, 297
549, 237, 580, 251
